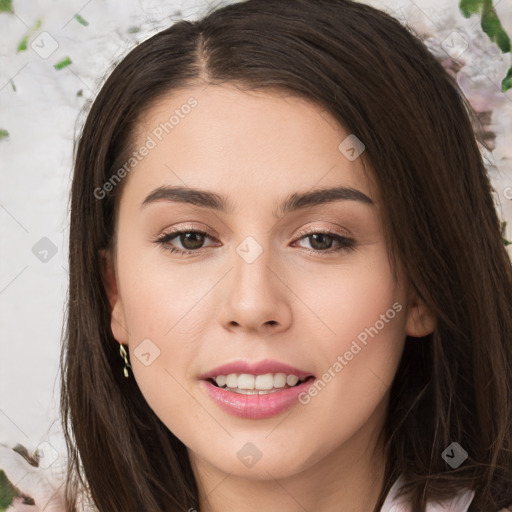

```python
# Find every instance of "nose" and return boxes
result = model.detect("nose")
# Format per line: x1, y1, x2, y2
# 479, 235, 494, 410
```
217, 239, 293, 335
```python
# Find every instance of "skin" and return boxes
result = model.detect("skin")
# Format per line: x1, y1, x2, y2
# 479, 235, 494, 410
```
101, 83, 436, 512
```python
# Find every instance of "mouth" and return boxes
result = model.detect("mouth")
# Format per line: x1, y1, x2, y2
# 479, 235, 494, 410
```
205, 373, 315, 395
199, 360, 316, 419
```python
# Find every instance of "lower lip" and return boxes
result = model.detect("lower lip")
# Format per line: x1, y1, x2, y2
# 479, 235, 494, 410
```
201, 377, 315, 419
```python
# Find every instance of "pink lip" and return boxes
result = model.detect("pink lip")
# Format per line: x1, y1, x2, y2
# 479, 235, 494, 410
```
198, 359, 315, 420
198, 359, 314, 380
200, 377, 315, 419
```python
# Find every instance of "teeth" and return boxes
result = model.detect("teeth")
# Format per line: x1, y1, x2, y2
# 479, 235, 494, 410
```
226, 374, 238, 388
255, 374, 274, 390
286, 375, 299, 386
238, 374, 255, 389
215, 375, 226, 387
213, 373, 307, 391
273, 373, 287, 388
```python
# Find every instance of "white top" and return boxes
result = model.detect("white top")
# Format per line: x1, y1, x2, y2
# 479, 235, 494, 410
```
380, 473, 475, 511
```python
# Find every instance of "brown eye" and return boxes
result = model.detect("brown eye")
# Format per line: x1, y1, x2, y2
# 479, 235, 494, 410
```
155, 229, 216, 255
293, 229, 356, 255
306, 233, 335, 251
154, 228, 356, 257
178, 232, 206, 250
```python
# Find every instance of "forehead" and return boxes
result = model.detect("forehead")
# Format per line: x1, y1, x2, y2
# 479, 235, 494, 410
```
122, 83, 377, 212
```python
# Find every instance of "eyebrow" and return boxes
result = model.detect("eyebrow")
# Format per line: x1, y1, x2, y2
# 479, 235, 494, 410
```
140, 185, 374, 218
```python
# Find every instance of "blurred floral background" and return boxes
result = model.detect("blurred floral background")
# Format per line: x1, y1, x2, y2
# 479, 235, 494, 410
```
0, 0, 511, 509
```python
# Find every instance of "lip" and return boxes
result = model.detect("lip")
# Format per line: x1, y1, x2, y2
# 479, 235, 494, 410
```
199, 359, 316, 420
200, 377, 316, 419
198, 359, 314, 380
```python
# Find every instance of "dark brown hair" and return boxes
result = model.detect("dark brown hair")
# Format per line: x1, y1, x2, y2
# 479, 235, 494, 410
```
61, 0, 512, 510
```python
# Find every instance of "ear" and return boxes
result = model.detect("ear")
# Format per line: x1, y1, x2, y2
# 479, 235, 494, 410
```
405, 288, 436, 338
99, 249, 128, 345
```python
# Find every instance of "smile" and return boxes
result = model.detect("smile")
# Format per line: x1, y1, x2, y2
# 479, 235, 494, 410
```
209, 372, 309, 394
199, 360, 316, 419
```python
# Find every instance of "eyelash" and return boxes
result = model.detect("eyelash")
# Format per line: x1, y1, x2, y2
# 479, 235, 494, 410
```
153, 226, 356, 257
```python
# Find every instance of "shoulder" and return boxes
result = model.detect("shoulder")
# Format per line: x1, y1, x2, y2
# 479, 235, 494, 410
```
381, 473, 512, 512
380, 473, 476, 512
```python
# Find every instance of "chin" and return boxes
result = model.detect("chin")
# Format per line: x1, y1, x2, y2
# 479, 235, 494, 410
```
193, 436, 323, 481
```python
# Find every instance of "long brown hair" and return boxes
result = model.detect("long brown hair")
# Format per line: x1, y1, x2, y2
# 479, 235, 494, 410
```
61, 0, 512, 510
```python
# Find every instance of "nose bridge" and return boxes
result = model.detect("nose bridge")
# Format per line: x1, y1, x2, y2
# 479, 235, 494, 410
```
231, 233, 276, 301
218, 232, 292, 331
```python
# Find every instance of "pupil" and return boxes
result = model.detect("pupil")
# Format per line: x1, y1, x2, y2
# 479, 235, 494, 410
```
310, 233, 332, 250
181, 232, 204, 250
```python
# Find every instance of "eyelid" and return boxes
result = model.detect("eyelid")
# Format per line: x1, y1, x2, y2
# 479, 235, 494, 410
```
295, 224, 352, 239
152, 223, 216, 240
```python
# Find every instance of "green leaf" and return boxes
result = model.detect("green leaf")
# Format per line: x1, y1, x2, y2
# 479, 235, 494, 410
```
459, 0, 484, 18
501, 221, 511, 246
460, 0, 512, 91
481, 0, 511, 53
0, 129, 9, 139
502, 66, 512, 92
0, 469, 18, 510
17, 34, 29, 52
17, 18, 42, 52
74, 14, 88, 26
0, 0, 12, 13
54, 56, 72, 70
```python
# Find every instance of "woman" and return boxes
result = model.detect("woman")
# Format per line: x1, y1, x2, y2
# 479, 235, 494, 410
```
60, 0, 512, 510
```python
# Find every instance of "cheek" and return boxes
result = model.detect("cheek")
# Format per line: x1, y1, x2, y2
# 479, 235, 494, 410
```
115, 245, 231, 441
295, 249, 406, 360
117, 236, 215, 341
291, 253, 407, 433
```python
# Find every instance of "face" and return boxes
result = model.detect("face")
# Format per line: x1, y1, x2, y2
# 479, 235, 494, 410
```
101, 84, 435, 482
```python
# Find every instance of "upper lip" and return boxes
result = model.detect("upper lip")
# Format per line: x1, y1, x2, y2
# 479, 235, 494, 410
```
199, 359, 314, 380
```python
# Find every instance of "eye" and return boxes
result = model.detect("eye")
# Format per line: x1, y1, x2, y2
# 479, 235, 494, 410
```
154, 227, 218, 256
153, 226, 356, 256
292, 228, 356, 255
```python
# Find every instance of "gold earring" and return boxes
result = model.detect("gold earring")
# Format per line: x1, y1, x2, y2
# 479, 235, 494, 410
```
119, 344, 131, 378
